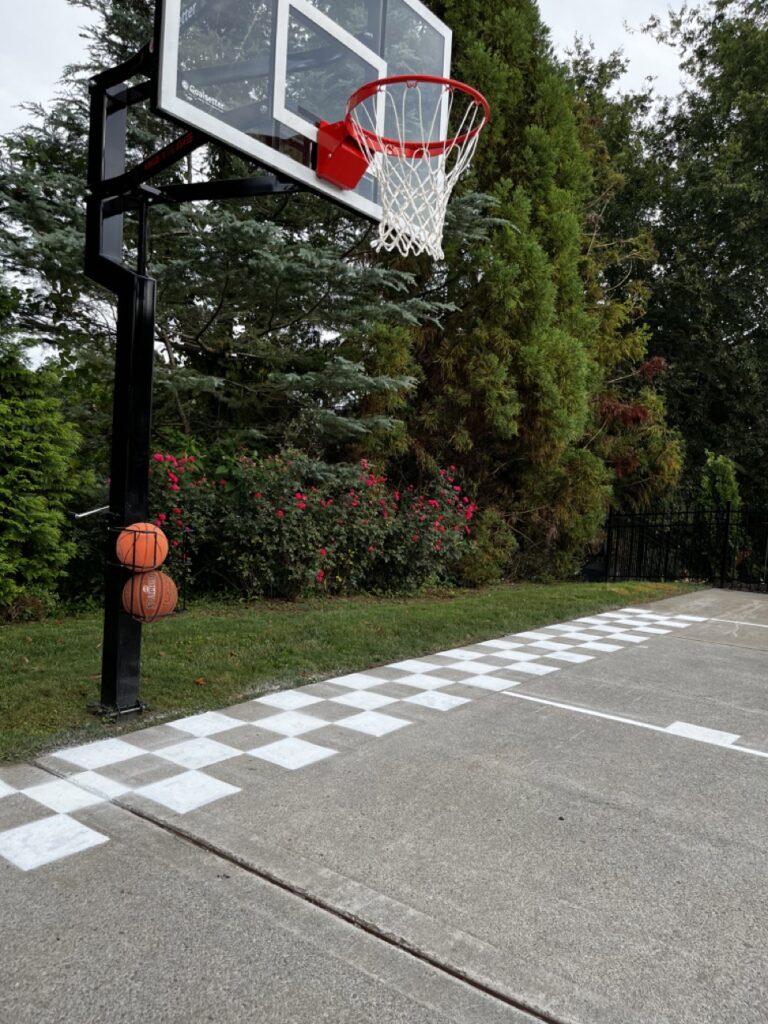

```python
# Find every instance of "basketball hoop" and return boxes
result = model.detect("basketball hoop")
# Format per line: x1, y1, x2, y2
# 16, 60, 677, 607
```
316, 75, 490, 260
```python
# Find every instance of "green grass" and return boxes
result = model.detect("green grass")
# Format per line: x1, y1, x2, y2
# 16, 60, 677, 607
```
0, 581, 696, 762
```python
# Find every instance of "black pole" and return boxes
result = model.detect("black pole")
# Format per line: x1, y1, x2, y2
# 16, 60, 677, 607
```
98, 269, 156, 714
84, 46, 304, 716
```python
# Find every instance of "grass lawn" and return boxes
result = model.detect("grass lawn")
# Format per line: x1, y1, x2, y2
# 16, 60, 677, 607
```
0, 581, 696, 763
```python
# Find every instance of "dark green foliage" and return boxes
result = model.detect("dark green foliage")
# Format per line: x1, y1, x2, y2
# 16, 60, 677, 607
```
644, 1, 768, 505
0, 289, 88, 619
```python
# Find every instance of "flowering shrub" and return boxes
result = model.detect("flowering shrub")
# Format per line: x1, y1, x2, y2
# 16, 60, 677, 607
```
149, 451, 477, 599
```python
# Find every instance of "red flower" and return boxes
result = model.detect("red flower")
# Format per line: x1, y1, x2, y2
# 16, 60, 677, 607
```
319, 548, 327, 556
277, 509, 284, 518
254, 491, 262, 499
453, 486, 461, 493
152, 453, 164, 462
157, 513, 167, 522
316, 569, 325, 583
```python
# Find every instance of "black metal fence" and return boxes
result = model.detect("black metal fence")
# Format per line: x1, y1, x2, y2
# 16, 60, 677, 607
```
602, 505, 768, 593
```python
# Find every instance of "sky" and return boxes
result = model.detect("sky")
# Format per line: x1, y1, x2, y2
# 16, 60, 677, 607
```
0, 1, 685, 137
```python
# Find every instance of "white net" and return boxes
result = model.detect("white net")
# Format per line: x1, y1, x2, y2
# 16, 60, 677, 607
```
349, 80, 486, 260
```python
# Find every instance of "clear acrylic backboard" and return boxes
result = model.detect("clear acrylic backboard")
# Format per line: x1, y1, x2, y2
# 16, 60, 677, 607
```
154, 0, 452, 221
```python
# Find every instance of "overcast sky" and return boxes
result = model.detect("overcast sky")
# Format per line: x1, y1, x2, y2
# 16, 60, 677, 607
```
0, 1, 683, 137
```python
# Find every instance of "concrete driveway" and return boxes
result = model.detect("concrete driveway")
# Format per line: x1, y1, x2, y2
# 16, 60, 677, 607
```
2, 589, 766, 1023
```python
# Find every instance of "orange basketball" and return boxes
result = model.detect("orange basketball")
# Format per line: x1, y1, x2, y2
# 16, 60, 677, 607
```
115, 522, 169, 570
121, 570, 178, 623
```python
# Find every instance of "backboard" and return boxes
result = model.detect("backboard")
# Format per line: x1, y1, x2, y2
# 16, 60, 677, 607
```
154, 0, 452, 221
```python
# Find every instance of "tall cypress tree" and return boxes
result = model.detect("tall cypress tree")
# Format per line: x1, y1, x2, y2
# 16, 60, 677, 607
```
405, 0, 609, 571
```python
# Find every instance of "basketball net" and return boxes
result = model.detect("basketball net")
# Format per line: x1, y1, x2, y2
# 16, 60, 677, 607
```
349, 80, 488, 260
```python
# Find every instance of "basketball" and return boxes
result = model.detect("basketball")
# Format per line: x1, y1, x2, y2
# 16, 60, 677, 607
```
115, 522, 169, 570
121, 570, 178, 623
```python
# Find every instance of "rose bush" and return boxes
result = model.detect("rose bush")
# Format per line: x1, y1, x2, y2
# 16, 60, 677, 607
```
149, 451, 478, 599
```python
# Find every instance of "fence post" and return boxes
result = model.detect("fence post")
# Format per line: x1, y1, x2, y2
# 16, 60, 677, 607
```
605, 507, 614, 582
719, 501, 732, 589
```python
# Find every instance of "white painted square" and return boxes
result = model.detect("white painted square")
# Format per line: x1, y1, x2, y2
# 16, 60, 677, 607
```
529, 640, 574, 652
476, 639, 524, 650
557, 631, 601, 643
255, 711, 328, 736
135, 771, 240, 813
404, 691, 470, 710
580, 641, 623, 653
433, 648, 484, 660
504, 661, 560, 676
68, 771, 131, 800
457, 675, 515, 691
395, 674, 453, 690
248, 737, 337, 770
514, 631, 553, 641
598, 612, 629, 620
0, 815, 108, 871
388, 659, 445, 674
255, 691, 325, 710
665, 721, 740, 746
23, 779, 105, 814
602, 632, 647, 644
336, 711, 411, 737
52, 738, 144, 771
441, 661, 503, 675
155, 738, 241, 769
167, 711, 244, 737
0, 780, 16, 799
632, 626, 671, 635
543, 651, 594, 664
330, 691, 398, 710
327, 673, 391, 690
665, 619, 693, 627
482, 650, 541, 662
672, 615, 707, 622
575, 617, 610, 626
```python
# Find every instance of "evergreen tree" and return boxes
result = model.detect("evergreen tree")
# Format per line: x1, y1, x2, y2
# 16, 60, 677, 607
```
566, 43, 683, 512
644, 0, 768, 505
403, 0, 617, 571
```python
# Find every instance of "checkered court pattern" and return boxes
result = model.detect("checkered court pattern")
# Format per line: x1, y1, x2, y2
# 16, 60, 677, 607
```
0, 607, 705, 871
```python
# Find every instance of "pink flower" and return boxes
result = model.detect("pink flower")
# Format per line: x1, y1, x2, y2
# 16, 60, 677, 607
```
277, 510, 284, 518
296, 502, 306, 509
316, 569, 325, 583
172, 539, 180, 548
170, 484, 180, 492
152, 453, 164, 462
157, 513, 167, 521
319, 548, 327, 556
453, 486, 461, 493
254, 491, 262, 499
351, 500, 360, 507
173, 507, 181, 515
368, 545, 376, 553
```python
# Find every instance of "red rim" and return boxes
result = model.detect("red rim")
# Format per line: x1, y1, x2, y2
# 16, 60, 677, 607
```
345, 75, 491, 158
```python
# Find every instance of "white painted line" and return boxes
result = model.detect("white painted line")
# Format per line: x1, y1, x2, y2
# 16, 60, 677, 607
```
709, 618, 768, 630
501, 692, 768, 759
